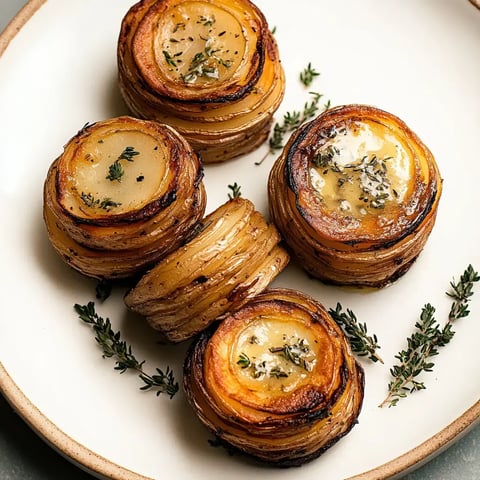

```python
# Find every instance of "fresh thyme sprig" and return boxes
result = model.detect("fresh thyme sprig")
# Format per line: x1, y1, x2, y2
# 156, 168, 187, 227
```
270, 91, 324, 151
300, 62, 320, 87
446, 264, 479, 320
256, 93, 330, 166
255, 63, 330, 166
227, 182, 242, 199
380, 264, 479, 408
328, 303, 383, 363
74, 302, 179, 398
106, 146, 140, 182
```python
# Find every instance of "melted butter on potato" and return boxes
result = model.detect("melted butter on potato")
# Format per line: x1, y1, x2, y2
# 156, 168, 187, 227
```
309, 120, 413, 217
231, 316, 324, 396
156, 1, 245, 85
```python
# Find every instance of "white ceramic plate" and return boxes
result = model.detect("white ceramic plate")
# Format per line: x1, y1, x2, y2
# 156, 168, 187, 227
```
1, 1, 479, 479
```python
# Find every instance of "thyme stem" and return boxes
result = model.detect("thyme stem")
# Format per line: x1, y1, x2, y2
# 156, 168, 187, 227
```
380, 264, 479, 408
74, 302, 179, 398
328, 303, 383, 363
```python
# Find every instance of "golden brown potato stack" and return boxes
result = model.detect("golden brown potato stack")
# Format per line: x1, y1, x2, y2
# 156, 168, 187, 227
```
43, 116, 206, 280
117, 0, 285, 163
183, 288, 365, 466
268, 104, 442, 287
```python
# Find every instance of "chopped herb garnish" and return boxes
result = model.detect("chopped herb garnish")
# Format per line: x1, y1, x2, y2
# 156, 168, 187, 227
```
106, 146, 140, 182
118, 146, 140, 162
80, 192, 121, 211
313, 147, 395, 210
269, 366, 289, 378
163, 50, 178, 67
269, 338, 314, 371
106, 160, 124, 182
237, 352, 251, 368
198, 14, 215, 26
181, 37, 231, 84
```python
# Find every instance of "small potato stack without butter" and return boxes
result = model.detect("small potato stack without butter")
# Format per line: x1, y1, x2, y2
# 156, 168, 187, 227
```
117, 0, 285, 163
268, 104, 443, 287
124, 197, 290, 342
43, 116, 206, 280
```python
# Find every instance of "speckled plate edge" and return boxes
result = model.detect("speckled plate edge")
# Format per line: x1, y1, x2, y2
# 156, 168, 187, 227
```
0, 1, 479, 479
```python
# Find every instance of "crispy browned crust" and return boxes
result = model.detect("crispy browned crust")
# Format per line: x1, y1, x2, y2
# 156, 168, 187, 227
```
183, 288, 364, 467
268, 104, 443, 287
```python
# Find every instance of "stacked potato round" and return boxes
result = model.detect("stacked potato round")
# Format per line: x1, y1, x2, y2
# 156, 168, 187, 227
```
183, 288, 365, 466
117, 0, 285, 163
43, 116, 206, 280
268, 104, 443, 287
124, 197, 290, 342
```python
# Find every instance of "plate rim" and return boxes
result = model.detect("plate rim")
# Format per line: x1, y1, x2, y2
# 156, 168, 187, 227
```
0, 1, 479, 479
1, 359, 479, 480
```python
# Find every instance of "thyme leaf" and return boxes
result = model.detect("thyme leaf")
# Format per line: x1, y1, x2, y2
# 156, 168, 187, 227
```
74, 302, 179, 398
256, 89, 330, 165
300, 62, 320, 87
237, 352, 251, 368
106, 146, 140, 182
269, 339, 314, 371
380, 264, 479, 408
80, 192, 121, 210
106, 160, 124, 182
163, 50, 178, 67
329, 303, 383, 363
227, 182, 242, 199
95, 279, 112, 302
118, 146, 140, 162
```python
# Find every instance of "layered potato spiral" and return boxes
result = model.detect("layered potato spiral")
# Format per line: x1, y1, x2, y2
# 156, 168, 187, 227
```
124, 197, 289, 342
117, 0, 285, 163
268, 104, 443, 287
43, 116, 206, 280
183, 288, 365, 466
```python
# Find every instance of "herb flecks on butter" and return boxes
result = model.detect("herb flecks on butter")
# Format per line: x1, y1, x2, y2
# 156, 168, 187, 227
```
313, 147, 396, 211
310, 120, 409, 215
163, 14, 234, 84
237, 335, 314, 380
80, 192, 121, 211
